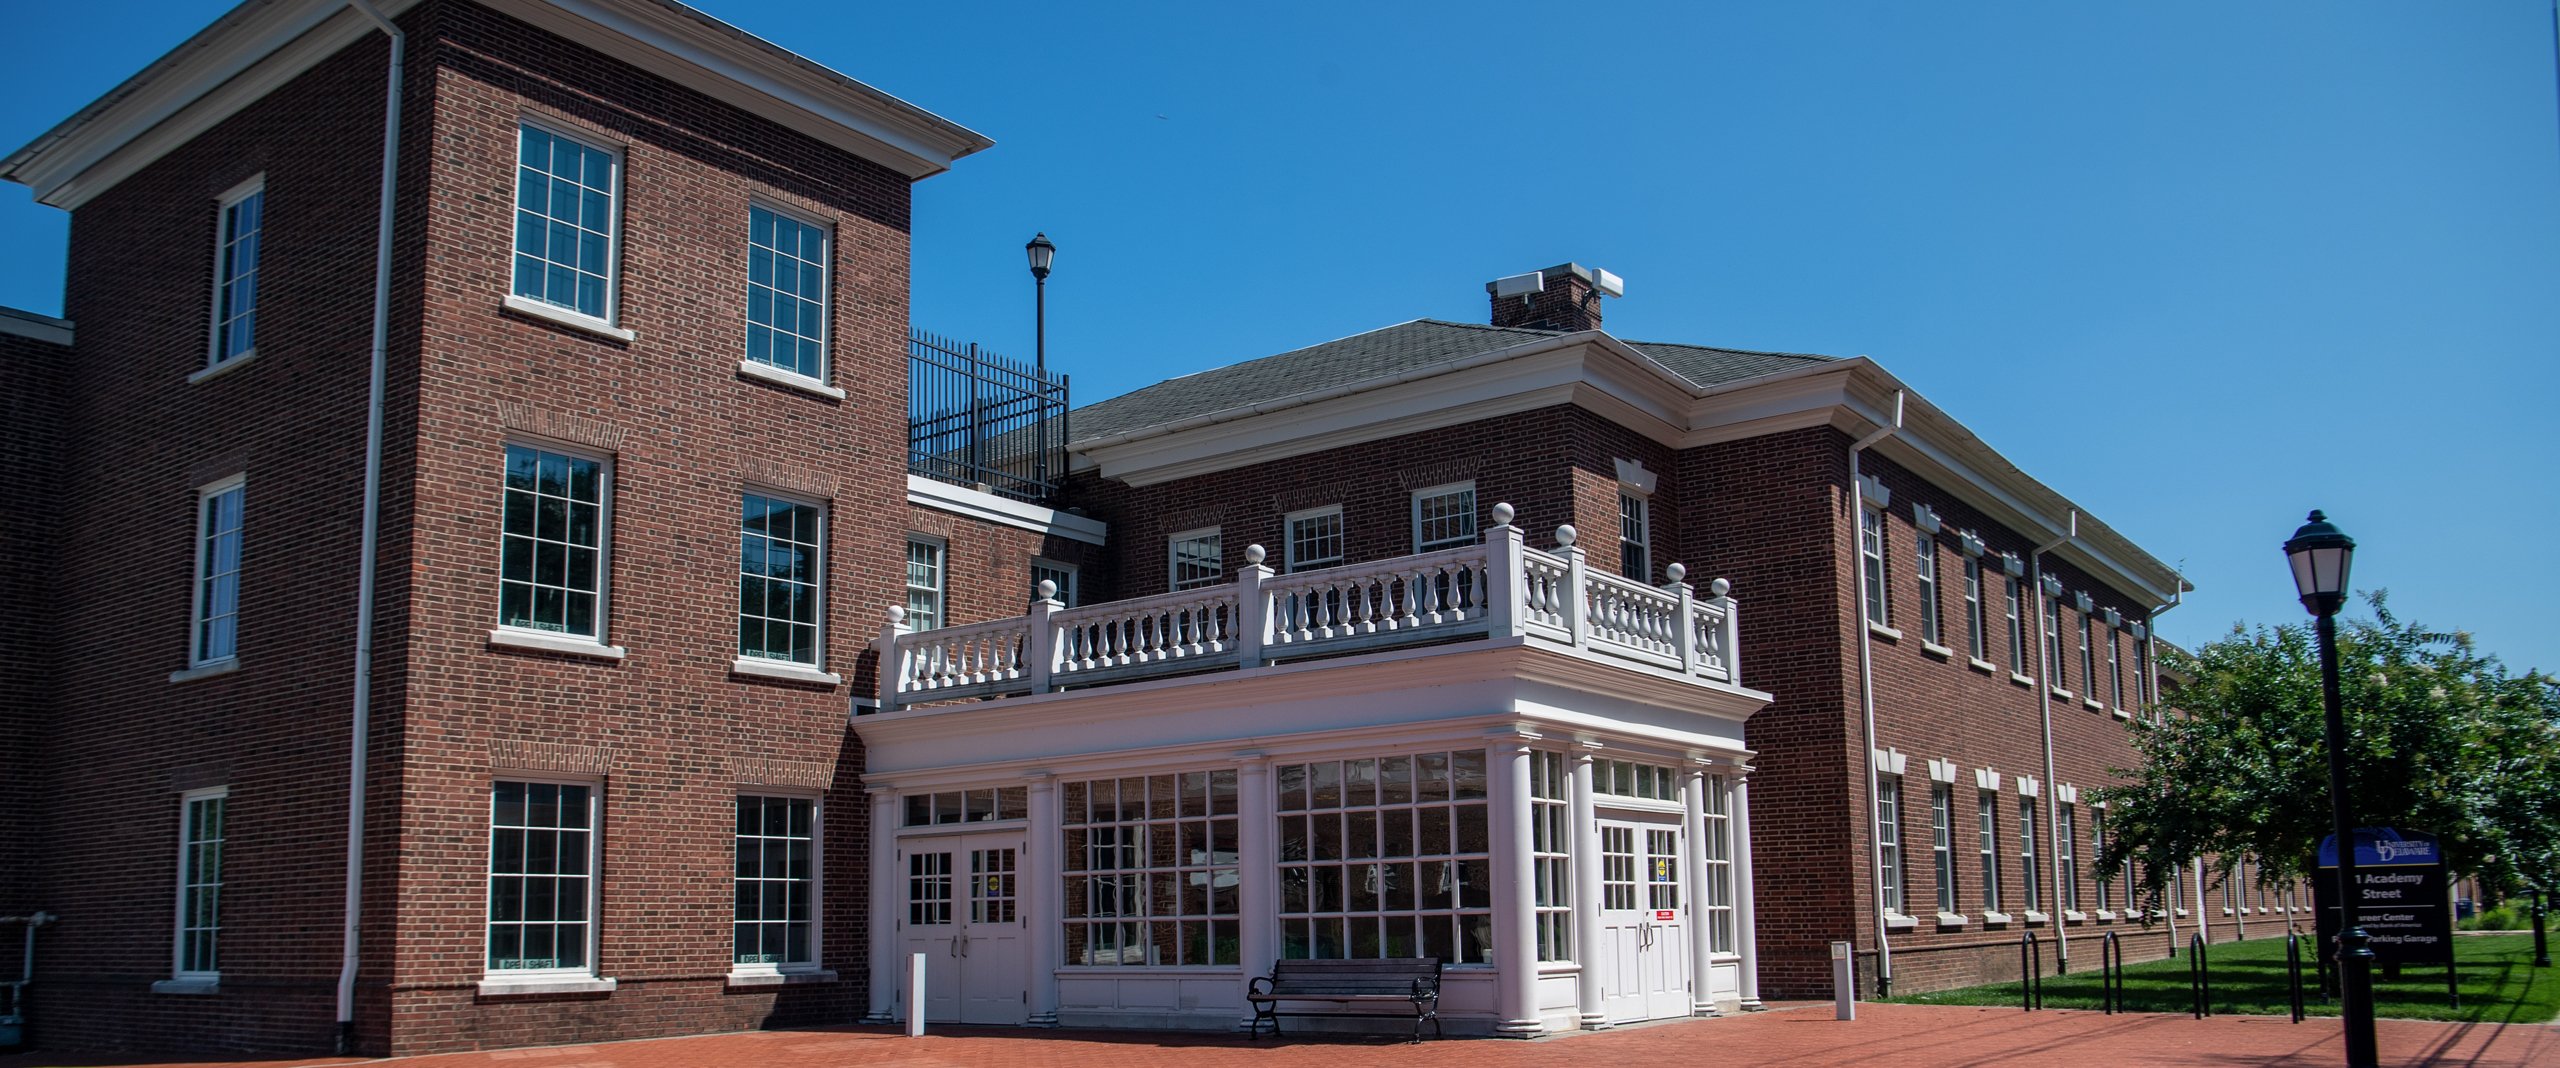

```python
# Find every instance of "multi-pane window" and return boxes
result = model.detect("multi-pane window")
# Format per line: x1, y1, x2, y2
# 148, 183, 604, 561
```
746, 205, 828, 380
909, 853, 952, 925
739, 494, 821, 664
2005, 577, 2028, 673
1032, 562, 1078, 607
1930, 784, 1956, 914
2093, 810, 2111, 911
2019, 798, 2041, 911
193, 479, 244, 665
175, 789, 226, 977
1413, 484, 1476, 552
1859, 507, 1889, 626
1598, 760, 1682, 801
1601, 826, 1637, 911
2079, 613, 2096, 693
1529, 752, 1572, 962
488, 781, 594, 972
1646, 829, 1681, 911
903, 539, 943, 632
2108, 627, 2125, 709
210, 183, 262, 365
2045, 599, 2068, 690
734, 796, 814, 967
1064, 772, 1240, 966
1278, 751, 1491, 963
512, 124, 617, 320
1914, 534, 1942, 644
500, 445, 606, 638
1618, 493, 1650, 581
1701, 775, 1735, 953
2137, 639, 2154, 718
1170, 528, 1222, 591
2059, 805, 2079, 912
1875, 775, 1903, 914
1962, 556, 1987, 660
1287, 508, 1343, 573
903, 787, 1028, 826
1978, 794, 2001, 912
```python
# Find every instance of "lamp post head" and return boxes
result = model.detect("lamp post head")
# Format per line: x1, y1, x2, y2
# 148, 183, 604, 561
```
1025, 232, 1055, 280
2283, 509, 2355, 617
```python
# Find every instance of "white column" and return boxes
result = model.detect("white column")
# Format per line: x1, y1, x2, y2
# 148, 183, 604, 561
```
1732, 772, 1762, 1010
1569, 747, 1604, 1030
1236, 757, 1278, 1029
1685, 765, 1715, 1016
1489, 736, 1544, 1035
1024, 774, 1062, 1026
865, 789, 901, 1023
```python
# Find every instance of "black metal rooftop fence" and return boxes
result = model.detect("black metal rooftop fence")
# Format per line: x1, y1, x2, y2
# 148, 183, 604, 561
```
909, 327, 1069, 503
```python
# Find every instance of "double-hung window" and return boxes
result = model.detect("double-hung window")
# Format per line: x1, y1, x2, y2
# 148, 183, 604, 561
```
2045, 599, 2068, 690
2060, 805, 2079, 912
2079, 613, 2096, 693
734, 795, 817, 971
512, 123, 620, 324
1618, 492, 1651, 582
1413, 483, 1476, 553
2005, 577, 2028, 674
500, 444, 609, 639
173, 787, 227, 980
1170, 528, 1222, 591
488, 780, 596, 975
1859, 507, 1889, 627
1914, 534, 1942, 644
1930, 784, 1956, 914
1963, 556, 1988, 660
904, 538, 944, 632
2108, 626, 2125, 709
1032, 561, 1078, 607
2093, 810, 2111, 911
1978, 794, 2001, 912
746, 205, 829, 382
192, 477, 245, 666
1875, 774, 1903, 915
2019, 798, 2041, 912
1287, 507, 1343, 573
208, 178, 263, 367
739, 494, 822, 664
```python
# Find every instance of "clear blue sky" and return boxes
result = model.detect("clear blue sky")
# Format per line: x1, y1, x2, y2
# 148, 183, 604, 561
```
5, 2, 2556, 672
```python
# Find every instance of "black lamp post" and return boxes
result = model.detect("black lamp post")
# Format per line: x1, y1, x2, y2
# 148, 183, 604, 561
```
2285, 509, 2375, 1068
2534, 887, 2550, 968
1024, 232, 1055, 488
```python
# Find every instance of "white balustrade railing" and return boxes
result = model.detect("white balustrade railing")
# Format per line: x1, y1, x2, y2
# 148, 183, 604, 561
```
877, 507, 1742, 711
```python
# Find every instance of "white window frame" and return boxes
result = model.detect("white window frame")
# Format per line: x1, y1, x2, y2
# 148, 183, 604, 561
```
1859, 505, 1889, 627
741, 199, 833, 392
507, 119, 627, 333
2060, 804, 2080, 912
1931, 783, 1956, 914
1875, 773, 1904, 916
1978, 791, 2001, 913
2019, 796, 2041, 912
730, 790, 823, 979
904, 535, 946, 632
1962, 555, 1988, 660
737, 489, 825, 668
2108, 625, 2125, 710
1411, 481, 1477, 554
484, 775, 603, 983
1914, 532, 1941, 645
494, 439, 615, 650
1285, 505, 1344, 574
1169, 526, 1222, 591
171, 785, 228, 982
205, 175, 265, 371
190, 474, 247, 668
2005, 576, 2028, 674
1031, 559, 1078, 607
1618, 491, 1651, 582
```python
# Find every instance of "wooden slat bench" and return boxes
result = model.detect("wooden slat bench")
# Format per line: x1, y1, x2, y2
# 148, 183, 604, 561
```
1246, 957, 1442, 1042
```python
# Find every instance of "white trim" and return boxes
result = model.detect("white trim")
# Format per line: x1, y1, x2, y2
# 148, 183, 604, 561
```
484, 775, 605, 985
205, 173, 263, 371
188, 474, 247, 669
725, 969, 838, 986
737, 486, 829, 673
731, 657, 840, 685
741, 199, 834, 389
730, 788, 826, 975
150, 979, 221, 995
477, 975, 618, 996
171, 784, 229, 982
508, 117, 628, 332
737, 358, 844, 399
1167, 525, 1222, 591
488, 628, 627, 659
504, 295, 637, 341
1410, 480, 1477, 554
497, 438, 616, 646
169, 659, 241, 683
1611, 457, 1657, 495
904, 474, 1107, 545
0, 306, 73, 344
1283, 504, 1344, 573
1030, 558, 1079, 608
186, 349, 258, 384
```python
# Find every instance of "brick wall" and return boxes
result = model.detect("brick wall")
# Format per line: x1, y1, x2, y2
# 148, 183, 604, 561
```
0, 326, 70, 925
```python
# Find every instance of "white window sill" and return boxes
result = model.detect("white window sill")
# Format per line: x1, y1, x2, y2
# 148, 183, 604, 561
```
2221, 908, 2234, 916
488, 628, 627, 660
152, 978, 221, 995
1867, 622, 1903, 641
188, 350, 257, 384
1968, 657, 1999, 675
2010, 672, 2035, 687
1935, 912, 1970, 927
170, 659, 240, 683
2064, 910, 2089, 923
2173, 908, 2189, 918
736, 360, 845, 400
2049, 687, 2075, 701
1882, 911, 1918, 930
478, 975, 617, 996
725, 968, 838, 987
2111, 705, 2132, 720
503, 295, 636, 342
1982, 911, 2013, 925
1920, 640, 1955, 660
2095, 909, 2119, 922
2024, 910, 2051, 925
2082, 698, 2106, 712
731, 657, 841, 685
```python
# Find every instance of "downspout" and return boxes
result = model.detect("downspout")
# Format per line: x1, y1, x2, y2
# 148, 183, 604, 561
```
2029, 514, 2073, 970
2144, 575, 2183, 940
338, 0, 403, 1055
1848, 390, 1902, 997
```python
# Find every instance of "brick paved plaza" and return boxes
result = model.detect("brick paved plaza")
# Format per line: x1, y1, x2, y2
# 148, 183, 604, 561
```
3, 1004, 2552, 1068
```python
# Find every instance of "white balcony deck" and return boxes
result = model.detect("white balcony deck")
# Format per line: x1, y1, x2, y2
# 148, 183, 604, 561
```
875, 507, 1745, 713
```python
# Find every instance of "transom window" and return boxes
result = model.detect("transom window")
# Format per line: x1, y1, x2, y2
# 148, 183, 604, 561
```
904, 538, 943, 632
1619, 492, 1650, 581
739, 494, 822, 664
1859, 506, 1889, 626
175, 788, 226, 977
903, 787, 1028, 826
1170, 527, 1221, 591
500, 445, 607, 637
734, 795, 814, 967
1529, 752, 1571, 962
193, 478, 244, 665
1063, 771, 1240, 966
746, 205, 828, 380
1278, 751, 1492, 963
1287, 507, 1343, 573
488, 780, 594, 972
513, 124, 618, 320
1600, 760, 1681, 801
1413, 483, 1476, 553
210, 181, 262, 365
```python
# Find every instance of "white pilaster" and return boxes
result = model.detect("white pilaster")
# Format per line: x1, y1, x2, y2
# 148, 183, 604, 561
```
1685, 764, 1715, 1016
1569, 746, 1605, 1029
1732, 772, 1762, 1010
1236, 756, 1278, 1029
1024, 773, 1062, 1026
1489, 734, 1544, 1035
865, 788, 901, 1023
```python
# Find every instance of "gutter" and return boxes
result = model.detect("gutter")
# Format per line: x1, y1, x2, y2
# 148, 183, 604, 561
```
337, 0, 403, 1054
2029, 516, 2073, 971
1848, 389, 1903, 997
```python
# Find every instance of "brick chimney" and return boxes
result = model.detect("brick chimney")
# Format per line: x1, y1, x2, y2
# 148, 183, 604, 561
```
1486, 262, 1619, 332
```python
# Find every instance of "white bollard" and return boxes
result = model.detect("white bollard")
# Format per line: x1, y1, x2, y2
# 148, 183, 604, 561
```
1832, 940, 1856, 1021
907, 952, 927, 1037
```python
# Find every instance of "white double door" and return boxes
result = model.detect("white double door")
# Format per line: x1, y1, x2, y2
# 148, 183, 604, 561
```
898, 833, 1028, 1025
1598, 817, 1692, 1023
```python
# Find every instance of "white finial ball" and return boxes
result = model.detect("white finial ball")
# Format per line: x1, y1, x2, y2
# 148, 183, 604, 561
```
1555, 524, 1578, 548
1037, 579, 1058, 600
1491, 502, 1516, 526
1665, 562, 1687, 583
1245, 543, 1267, 564
887, 604, 907, 623
1710, 578, 1731, 598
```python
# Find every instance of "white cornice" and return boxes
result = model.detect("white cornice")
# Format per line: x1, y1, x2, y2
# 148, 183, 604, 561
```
2, 0, 991, 209
906, 474, 1107, 545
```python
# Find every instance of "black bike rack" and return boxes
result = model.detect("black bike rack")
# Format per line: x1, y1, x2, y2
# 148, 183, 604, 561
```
2100, 930, 2124, 1015
2188, 932, 2211, 1019
2286, 930, 2307, 1023
2020, 932, 2045, 1011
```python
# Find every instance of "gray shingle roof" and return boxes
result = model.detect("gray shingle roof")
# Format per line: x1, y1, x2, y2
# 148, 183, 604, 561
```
1068, 319, 1838, 444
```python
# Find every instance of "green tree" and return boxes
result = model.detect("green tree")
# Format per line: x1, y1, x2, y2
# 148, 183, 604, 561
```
2091, 593, 2560, 917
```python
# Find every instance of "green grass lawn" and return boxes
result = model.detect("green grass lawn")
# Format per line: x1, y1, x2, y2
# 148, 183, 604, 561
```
1880, 931, 2559, 1024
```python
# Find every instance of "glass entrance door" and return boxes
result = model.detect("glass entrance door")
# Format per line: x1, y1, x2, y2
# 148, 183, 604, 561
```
898, 833, 1028, 1025
1598, 818, 1693, 1023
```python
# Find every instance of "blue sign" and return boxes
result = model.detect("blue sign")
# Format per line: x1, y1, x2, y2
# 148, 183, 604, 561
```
2317, 827, 2441, 868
